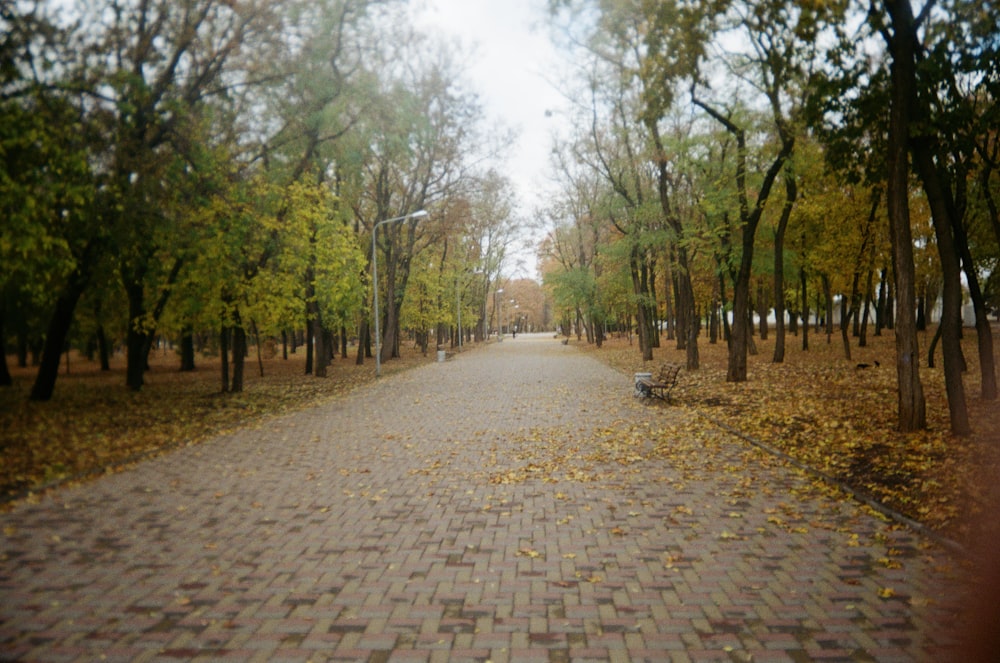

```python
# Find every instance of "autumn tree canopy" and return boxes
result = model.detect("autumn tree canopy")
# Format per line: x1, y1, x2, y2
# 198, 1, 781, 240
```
541, 0, 999, 436
2, 0, 998, 439
1, 0, 520, 397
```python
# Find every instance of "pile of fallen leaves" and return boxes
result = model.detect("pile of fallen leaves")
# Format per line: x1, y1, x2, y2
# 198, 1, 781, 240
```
583, 328, 1000, 546
0, 345, 438, 504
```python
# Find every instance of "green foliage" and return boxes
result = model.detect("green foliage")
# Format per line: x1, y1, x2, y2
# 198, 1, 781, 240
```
0, 83, 98, 337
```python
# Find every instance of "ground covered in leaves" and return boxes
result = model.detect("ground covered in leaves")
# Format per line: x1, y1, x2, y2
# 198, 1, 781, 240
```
3, 330, 997, 549
0, 344, 434, 503
585, 327, 1000, 547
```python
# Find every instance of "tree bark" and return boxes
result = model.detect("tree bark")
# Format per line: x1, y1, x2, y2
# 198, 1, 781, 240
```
951, 174, 997, 400
840, 307, 853, 362
757, 280, 768, 340
231, 324, 246, 393
180, 327, 195, 372
719, 270, 731, 345
860, 271, 874, 348
30, 240, 100, 401
801, 265, 809, 351
31, 290, 87, 401
220, 326, 230, 393
356, 320, 368, 366
0, 305, 11, 387
928, 322, 943, 369
630, 245, 654, 361
313, 318, 328, 378
912, 143, 970, 434
124, 283, 148, 391
772, 172, 797, 363
884, 0, 927, 432
821, 275, 833, 345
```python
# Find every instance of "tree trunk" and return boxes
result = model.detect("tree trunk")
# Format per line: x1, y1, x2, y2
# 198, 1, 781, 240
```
304, 317, 314, 375
912, 143, 970, 434
884, 0, 927, 432
123, 257, 181, 391
313, 319, 328, 377
630, 246, 654, 361
30, 240, 101, 400
124, 283, 149, 391
875, 268, 888, 336
252, 321, 264, 378
860, 271, 874, 348
841, 307, 853, 362
950, 184, 997, 400
645, 261, 659, 349
31, 293, 80, 401
772, 172, 796, 363
729, 262, 752, 381
821, 275, 833, 345
381, 297, 397, 364
928, 322, 942, 369
220, 326, 230, 393
0, 307, 9, 386
709, 298, 719, 344
720, 271, 731, 345
16, 326, 28, 368
180, 327, 195, 372
801, 265, 809, 351
231, 324, 246, 393
356, 320, 368, 366
694, 93, 792, 383
847, 272, 861, 358
757, 280, 768, 341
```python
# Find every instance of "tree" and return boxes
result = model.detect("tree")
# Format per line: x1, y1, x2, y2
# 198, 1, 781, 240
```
688, 0, 831, 381
0, 6, 102, 400
874, 0, 1000, 435
905, 0, 998, 406
877, 0, 929, 432
463, 175, 521, 342
347, 40, 498, 366
63, 0, 280, 391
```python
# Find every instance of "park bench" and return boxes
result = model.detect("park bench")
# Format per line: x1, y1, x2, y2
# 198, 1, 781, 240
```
636, 362, 682, 402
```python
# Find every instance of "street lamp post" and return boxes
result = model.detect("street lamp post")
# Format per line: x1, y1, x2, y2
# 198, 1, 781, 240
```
372, 210, 428, 377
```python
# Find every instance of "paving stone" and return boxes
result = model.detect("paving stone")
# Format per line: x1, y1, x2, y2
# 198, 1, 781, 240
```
0, 335, 964, 661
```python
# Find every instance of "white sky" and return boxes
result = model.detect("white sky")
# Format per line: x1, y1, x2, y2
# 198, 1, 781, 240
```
412, 0, 568, 216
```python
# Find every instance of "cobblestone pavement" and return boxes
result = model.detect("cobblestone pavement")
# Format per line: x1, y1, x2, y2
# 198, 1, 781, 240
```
1, 334, 963, 662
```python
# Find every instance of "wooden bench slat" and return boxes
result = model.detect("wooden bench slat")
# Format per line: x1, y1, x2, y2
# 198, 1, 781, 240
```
636, 363, 682, 401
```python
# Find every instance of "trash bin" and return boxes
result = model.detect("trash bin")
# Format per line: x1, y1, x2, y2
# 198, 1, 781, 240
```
634, 372, 652, 397
437, 350, 446, 363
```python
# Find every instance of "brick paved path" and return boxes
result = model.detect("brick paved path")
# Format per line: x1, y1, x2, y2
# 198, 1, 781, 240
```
1, 335, 961, 662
